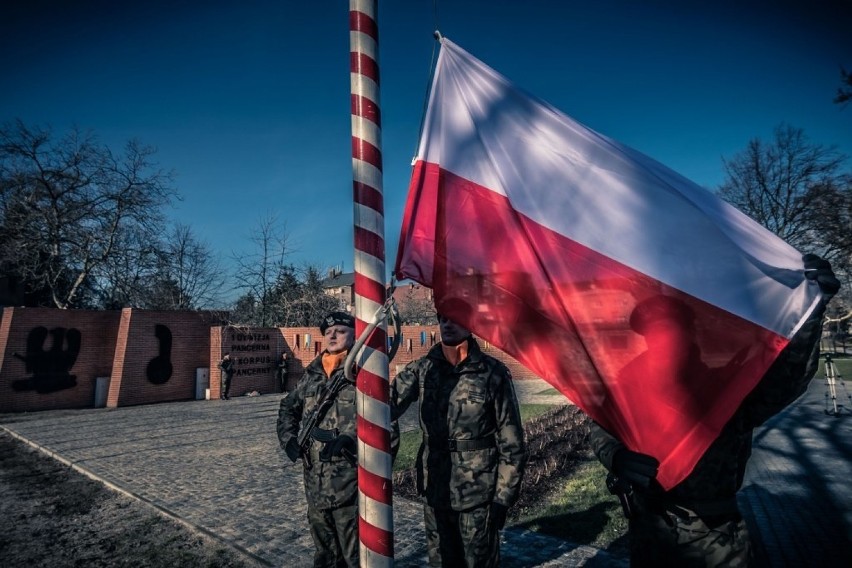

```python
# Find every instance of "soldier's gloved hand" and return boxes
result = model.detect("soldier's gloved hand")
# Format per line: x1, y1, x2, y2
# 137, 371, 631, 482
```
803, 254, 840, 298
320, 434, 357, 465
612, 449, 659, 490
490, 502, 509, 530
284, 438, 301, 462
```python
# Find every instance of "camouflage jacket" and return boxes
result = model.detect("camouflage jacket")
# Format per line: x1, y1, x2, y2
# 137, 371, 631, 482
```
591, 302, 826, 507
391, 338, 527, 511
218, 358, 234, 378
277, 353, 357, 510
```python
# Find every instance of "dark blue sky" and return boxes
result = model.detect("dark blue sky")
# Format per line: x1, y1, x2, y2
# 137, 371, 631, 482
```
3, 1, 850, 287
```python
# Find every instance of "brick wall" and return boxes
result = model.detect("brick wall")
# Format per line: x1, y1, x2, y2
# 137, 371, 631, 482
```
0, 310, 545, 414
0, 307, 120, 413
106, 309, 220, 408
209, 326, 290, 398
0, 307, 223, 413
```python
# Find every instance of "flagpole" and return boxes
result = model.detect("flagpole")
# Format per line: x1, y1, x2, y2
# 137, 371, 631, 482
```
349, 1, 394, 565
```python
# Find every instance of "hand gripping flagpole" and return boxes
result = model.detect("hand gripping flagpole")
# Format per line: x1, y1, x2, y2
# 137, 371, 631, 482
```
349, 0, 394, 565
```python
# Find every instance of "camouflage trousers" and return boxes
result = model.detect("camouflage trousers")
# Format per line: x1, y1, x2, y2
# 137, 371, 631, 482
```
628, 502, 752, 567
306, 501, 359, 568
424, 503, 500, 567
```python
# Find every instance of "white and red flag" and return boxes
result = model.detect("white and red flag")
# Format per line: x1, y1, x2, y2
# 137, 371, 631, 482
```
394, 38, 822, 489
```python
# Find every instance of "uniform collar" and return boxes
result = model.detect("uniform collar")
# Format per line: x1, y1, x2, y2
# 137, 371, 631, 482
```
429, 337, 485, 369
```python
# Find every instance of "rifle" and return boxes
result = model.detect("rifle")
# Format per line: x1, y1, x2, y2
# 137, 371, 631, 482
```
295, 372, 353, 469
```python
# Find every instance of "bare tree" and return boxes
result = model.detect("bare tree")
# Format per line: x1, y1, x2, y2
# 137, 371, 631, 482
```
230, 214, 292, 326
835, 66, 852, 107
94, 224, 161, 308
146, 224, 225, 309
717, 124, 852, 263
718, 124, 852, 315
395, 282, 437, 324
0, 120, 175, 308
274, 264, 339, 327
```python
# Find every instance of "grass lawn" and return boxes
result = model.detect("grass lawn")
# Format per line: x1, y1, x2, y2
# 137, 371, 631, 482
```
513, 453, 627, 552
826, 353, 852, 377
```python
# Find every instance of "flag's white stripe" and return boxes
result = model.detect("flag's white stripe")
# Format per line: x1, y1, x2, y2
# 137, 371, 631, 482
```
354, 203, 384, 239
419, 39, 818, 337
358, 493, 393, 531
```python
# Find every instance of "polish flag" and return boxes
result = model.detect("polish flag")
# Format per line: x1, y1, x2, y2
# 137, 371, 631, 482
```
394, 38, 822, 489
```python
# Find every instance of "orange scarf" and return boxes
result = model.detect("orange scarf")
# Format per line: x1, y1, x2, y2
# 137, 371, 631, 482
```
441, 341, 469, 367
322, 350, 348, 378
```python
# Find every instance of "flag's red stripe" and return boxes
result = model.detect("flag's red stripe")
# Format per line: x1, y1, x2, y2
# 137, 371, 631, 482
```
357, 415, 390, 450
355, 226, 385, 262
353, 181, 384, 215
358, 516, 393, 557
358, 465, 393, 503
394, 160, 438, 283
352, 137, 382, 170
349, 10, 378, 40
350, 52, 379, 84
351, 94, 382, 126
397, 161, 789, 489
357, 368, 389, 403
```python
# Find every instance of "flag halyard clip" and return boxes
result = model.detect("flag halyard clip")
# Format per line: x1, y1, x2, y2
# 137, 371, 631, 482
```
344, 293, 402, 382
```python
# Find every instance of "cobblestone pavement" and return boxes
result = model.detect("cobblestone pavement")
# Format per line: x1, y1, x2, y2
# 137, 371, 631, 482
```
0, 379, 626, 567
738, 375, 852, 566
2, 376, 847, 566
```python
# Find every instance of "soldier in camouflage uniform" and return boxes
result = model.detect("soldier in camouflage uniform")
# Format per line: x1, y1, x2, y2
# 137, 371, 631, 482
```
590, 255, 839, 567
277, 312, 359, 568
391, 306, 527, 567
218, 353, 234, 400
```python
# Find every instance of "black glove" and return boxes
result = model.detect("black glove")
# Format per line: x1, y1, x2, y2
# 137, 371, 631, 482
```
612, 449, 659, 490
803, 254, 840, 298
490, 502, 508, 530
284, 437, 301, 462
319, 434, 357, 465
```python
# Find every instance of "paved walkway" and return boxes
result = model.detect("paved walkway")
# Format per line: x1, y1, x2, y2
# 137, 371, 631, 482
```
738, 375, 852, 566
1, 376, 849, 566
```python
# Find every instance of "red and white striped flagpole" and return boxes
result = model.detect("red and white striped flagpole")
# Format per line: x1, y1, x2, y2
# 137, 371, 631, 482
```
349, 0, 394, 565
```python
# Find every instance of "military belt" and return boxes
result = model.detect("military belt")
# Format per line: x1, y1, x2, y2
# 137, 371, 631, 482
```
427, 435, 496, 452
